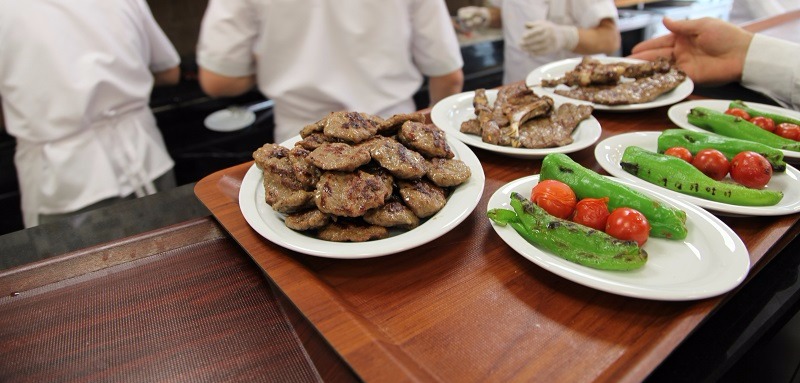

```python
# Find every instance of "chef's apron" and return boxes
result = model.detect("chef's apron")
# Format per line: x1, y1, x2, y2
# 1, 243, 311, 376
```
15, 106, 168, 227
500, 0, 575, 84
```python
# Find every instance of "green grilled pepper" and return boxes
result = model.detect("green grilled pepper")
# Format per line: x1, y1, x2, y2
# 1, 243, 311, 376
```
621, 146, 783, 206
487, 192, 647, 271
539, 153, 687, 240
657, 129, 786, 172
729, 100, 800, 126
687, 107, 800, 152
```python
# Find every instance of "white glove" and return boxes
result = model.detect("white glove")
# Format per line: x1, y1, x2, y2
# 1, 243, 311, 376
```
519, 20, 579, 56
457, 6, 491, 31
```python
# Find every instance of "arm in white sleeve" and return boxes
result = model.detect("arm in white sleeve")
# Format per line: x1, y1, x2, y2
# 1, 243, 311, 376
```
741, 34, 800, 111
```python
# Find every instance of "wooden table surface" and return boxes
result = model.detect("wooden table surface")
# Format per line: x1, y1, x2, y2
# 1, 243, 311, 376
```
193, 96, 800, 382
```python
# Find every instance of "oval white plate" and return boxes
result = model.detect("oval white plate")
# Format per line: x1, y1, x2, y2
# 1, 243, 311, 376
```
525, 57, 694, 112
430, 89, 601, 159
594, 131, 800, 216
204, 108, 256, 132
667, 99, 800, 160
239, 135, 486, 259
488, 175, 750, 301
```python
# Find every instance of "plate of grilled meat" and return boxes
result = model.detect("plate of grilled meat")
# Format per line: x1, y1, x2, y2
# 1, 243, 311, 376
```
526, 56, 693, 111
239, 111, 486, 259
430, 83, 602, 159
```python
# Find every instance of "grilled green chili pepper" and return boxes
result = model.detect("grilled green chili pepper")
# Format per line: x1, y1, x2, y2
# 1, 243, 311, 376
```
487, 192, 647, 271
621, 146, 783, 206
729, 100, 800, 126
657, 129, 786, 172
540, 153, 687, 240
687, 107, 800, 152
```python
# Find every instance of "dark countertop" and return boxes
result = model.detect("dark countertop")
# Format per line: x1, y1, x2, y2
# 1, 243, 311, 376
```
0, 183, 210, 270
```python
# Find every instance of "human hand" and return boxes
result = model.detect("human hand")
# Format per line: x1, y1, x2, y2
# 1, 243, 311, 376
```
457, 6, 491, 31
629, 17, 754, 85
520, 20, 579, 55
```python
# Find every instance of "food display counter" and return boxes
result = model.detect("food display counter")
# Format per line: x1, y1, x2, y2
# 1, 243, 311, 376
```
2, 86, 799, 381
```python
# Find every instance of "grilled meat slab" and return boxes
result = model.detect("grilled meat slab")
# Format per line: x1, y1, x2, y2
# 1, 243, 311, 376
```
315, 170, 392, 217
308, 142, 371, 171
317, 221, 389, 242
518, 103, 593, 148
555, 68, 686, 105
398, 121, 454, 159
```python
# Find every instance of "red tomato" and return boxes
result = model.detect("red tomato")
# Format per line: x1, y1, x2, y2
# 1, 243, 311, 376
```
725, 108, 751, 120
605, 208, 650, 247
664, 146, 693, 162
531, 179, 576, 219
692, 149, 730, 181
730, 151, 772, 189
775, 123, 800, 141
749, 116, 776, 133
572, 197, 610, 231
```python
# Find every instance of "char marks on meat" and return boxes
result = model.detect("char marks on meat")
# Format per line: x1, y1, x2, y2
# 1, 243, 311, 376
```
518, 103, 593, 148
315, 170, 392, 217
426, 158, 471, 187
368, 137, 428, 179
397, 179, 447, 218
308, 142, 371, 171
364, 200, 420, 229
398, 121, 454, 159
254, 144, 319, 214
295, 132, 335, 151
285, 209, 330, 231
321, 111, 378, 143
555, 69, 686, 105
317, 221, 389, 242
377, 112, 426, 135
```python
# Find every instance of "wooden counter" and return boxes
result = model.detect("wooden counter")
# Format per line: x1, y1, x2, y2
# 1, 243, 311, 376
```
192, 96, 800, 382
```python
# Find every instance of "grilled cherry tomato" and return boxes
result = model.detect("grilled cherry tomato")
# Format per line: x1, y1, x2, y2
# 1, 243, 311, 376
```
775, 123, 800, 141
664, 146, 693, 162
730, 151, 772, 189
605, 207, 650, 247
724, 108, 751, 120
749, 116, 776, 133
692, 148, 730, 181
571, 197, 610, 231
531, 179, 576, 219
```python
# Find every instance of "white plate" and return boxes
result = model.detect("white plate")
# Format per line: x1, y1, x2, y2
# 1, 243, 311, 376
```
430, 89, 602, 159
204, 108, 256, 132
594, 131, 800, 216
488, 175, 750, 301
525, 57, 694, 112
667, 99, 800, 160
239, 135, 486, 259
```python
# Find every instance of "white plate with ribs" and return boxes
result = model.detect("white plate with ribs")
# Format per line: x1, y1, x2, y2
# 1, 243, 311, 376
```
526, 57, 694, 112
239, 135, 486, 259
430, 89, 602, 159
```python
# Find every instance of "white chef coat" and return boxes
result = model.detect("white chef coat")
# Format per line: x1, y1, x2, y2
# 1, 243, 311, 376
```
742, 34, 800, 111
197, 0, 464, 144
489, 0, 619, 84
0, 0, 179, 227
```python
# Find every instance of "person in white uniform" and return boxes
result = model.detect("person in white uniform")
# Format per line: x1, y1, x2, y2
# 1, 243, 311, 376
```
0, 0, 181, 228
457, 0, 620, 84
630, 17, 800, 111
196, 0, 465, 144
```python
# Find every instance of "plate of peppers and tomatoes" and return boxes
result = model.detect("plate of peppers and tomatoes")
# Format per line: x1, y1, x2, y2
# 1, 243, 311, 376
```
487, 173, 749, 301
594, 131, 800, 216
